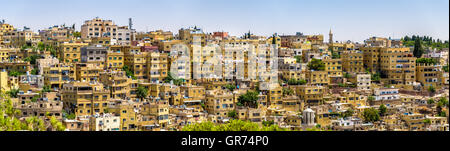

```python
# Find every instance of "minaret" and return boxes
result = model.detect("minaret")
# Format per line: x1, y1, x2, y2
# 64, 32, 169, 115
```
329, 29, 333, 44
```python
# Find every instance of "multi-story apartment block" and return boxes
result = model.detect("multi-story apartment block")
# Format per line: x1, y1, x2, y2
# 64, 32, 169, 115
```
279, 57, 307, 81
236, 106, 265, 123
146, 52, 168, 82
15, 99, 63, 120
305, 70, 329, 86
380, 47, 416, 89
17, 90, 40, 105
342, 51, 364, 74
111, 26, 134, 46
295, 85, 325, 106
180, 85, 206, 112
19, 72, 44, 88
1, 28, 35, 47
416, 63, 443, 90
401, 113, 425, 131
81, 17, 118, 39
63, 118, 90, 131
99, 71, 131, 99
136, 30, 174, 43
281, 95, 303, 113
61, 81, 110, 116
39, 25, 75, 41
145, 99, 170, 129
348, 73, 372, 91
149, 83, 181, 105
365, 37, 392, 47
328, 42, 355, 54
336, 90, 367, 107
36, 55, 59, 75
107, 99, 142, 131
0, 48, 12, 61
106, 49, 124, 71
323, 56, 343, 82
81, 45, 107, 68
361, 47, 382, 73
43, 63, 73, 89
74, 63, 102, 82
266, 85, 283, 107
123, 46, 147, 79
205, 89, 235, 120
179, 27, 206, 46
0, 23, 15, 46
60, 42, 89, 63
372, 88, 401, 106
0, 61, 31, 73
0, 71, 11, 92
279, 32, 308, 48
89, 113, 120, 131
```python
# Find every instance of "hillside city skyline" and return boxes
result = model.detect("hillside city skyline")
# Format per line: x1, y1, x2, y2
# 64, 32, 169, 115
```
0, 0, 448, 42
0, 0, 448, 133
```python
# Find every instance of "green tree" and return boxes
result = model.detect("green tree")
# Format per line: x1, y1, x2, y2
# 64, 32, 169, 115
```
344, 72, 351, 79
73, 31, 81, 38
163, 72, 184, 86
224, 84, 236, 91
136, 86, 148, 101
438, 111, 446, 117
262, 120, 274, 127
64, 112, 76, 120
31, 95, 40, 102
8, 70, 25, 77
368, 96, 375, 102
37, 42, 45, 51
182, 120, 288, 131
282, 87, 294, 96
362, 108, 380, 122
341, 108, 354, 118
427, 99, 435, 105
50, 116, 65, 131
122, 65, 137, 80
42, 85, 51, 93
423, 119, 431, 125
413, 38, 424, 58
30, 68, 38, 75
227, 110, 237, 119
24, 116, 46, 131
50, 47, 58, 58
307, 58, 325, 71
416, 58, 438, 64
428, 86, 436, 93
7, 89, 20, 98
24, 55, 40, 65
237, 91, 259, 108
294, 55, 302, 63
371, 72, 381, 82
379, 104, 387, 116
287, 79, 306, 85
332, 52, 340, 59
438, 97, 449, 107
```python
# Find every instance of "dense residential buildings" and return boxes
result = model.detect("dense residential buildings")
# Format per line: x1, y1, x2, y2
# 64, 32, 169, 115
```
0, 17, 448, 132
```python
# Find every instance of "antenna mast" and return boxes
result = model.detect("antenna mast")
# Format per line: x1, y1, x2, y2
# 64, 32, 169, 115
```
129, 18, 133, 30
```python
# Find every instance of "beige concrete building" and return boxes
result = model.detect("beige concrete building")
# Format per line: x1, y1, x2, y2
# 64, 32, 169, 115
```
81, 17, 118, 39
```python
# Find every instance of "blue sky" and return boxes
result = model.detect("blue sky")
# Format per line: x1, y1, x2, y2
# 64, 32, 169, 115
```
1, 0, 448, 42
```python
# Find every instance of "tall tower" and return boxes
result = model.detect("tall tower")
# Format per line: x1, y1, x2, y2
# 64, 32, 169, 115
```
329, 29, 333, 44
129, 18, 133, 30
